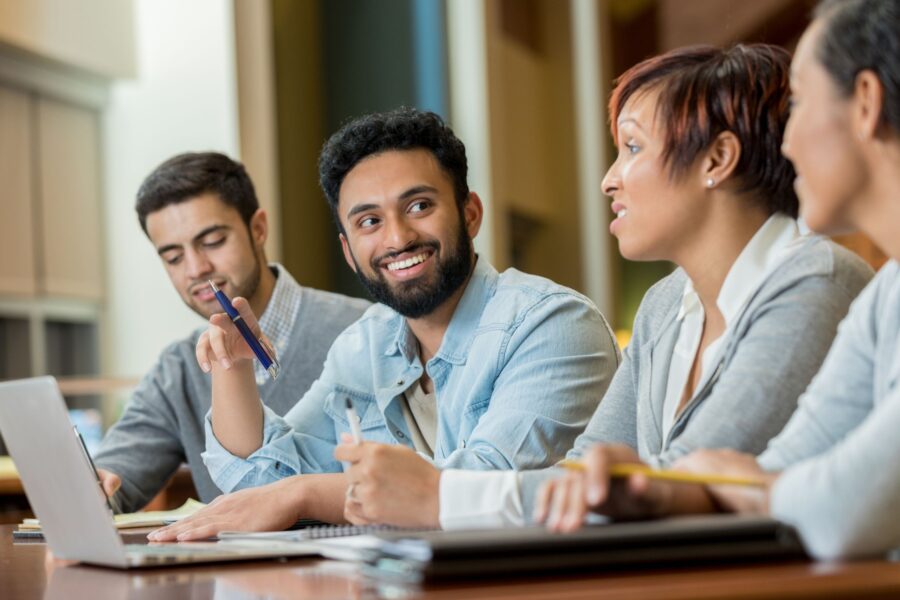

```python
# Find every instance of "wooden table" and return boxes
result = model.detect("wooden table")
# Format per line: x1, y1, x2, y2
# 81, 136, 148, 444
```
4, 525, 900, 599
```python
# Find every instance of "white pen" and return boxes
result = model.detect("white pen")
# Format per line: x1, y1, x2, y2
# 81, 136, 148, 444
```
345, 397, 364, 444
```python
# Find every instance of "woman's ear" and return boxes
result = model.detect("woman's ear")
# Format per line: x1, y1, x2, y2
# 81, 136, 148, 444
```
852, 69, 885, 140
701, 131, 742, 189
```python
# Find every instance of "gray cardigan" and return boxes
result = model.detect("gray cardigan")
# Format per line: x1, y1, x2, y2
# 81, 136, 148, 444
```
760, 260, 900, 559
94, 286, 370, 512
519, 237, 873, 519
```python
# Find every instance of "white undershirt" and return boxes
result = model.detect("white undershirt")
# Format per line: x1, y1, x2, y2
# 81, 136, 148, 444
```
438, 214, 806, 530
400, 378, 437, 457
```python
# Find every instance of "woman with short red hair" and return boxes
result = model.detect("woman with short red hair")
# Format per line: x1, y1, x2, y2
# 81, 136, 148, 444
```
337, 43, 873, 532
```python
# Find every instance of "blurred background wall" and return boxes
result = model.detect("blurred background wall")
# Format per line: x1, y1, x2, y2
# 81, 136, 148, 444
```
0, 0, 888, 451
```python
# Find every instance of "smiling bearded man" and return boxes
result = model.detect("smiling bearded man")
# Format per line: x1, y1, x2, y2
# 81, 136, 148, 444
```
150, 107, 620, 541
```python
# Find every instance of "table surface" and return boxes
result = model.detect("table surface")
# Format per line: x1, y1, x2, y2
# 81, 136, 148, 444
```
3, 524, 900, 600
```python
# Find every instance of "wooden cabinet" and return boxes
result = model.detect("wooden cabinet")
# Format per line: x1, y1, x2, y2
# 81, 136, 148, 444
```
0, 86, 37, 296
0, 84, 105, 457
0, 86, 104, 300
36, 97, 104, 299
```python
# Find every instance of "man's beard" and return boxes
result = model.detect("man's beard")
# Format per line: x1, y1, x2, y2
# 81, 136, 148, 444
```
353, 220, 473, 319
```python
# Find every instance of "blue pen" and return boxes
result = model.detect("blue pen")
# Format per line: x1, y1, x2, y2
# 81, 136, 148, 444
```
208, 280, 280, 379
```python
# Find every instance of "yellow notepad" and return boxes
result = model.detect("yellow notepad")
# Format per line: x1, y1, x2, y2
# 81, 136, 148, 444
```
0, 455, 18, 478
19, 498, 205, 531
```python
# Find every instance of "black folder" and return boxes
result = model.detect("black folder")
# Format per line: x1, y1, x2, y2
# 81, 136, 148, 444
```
365, 514, 808, 581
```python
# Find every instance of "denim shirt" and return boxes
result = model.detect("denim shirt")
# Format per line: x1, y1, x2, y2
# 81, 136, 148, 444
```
203, 258, 619, 492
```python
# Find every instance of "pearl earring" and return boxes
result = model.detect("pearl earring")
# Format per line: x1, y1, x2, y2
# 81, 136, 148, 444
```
706, 178, 715, 188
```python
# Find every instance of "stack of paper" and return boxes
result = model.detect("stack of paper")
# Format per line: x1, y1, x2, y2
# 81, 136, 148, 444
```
16, 498, 205, 536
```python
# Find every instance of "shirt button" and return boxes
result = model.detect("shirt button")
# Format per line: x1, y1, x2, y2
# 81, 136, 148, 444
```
397, 380, 404, 386
396, 431, 406, 439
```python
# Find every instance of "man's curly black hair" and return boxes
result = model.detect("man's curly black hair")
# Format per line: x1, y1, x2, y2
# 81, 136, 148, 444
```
318, 107, 469, 232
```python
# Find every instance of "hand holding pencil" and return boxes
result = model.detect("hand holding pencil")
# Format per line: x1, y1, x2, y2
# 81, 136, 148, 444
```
535, 443, 741, 533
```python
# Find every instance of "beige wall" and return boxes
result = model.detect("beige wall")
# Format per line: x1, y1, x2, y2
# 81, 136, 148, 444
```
101, 0, 240, 380
0, 0, 135, 78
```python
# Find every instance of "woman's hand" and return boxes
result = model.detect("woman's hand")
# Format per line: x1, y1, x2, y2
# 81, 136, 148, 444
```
673, 449, 777, 514
534, 444, 674, 532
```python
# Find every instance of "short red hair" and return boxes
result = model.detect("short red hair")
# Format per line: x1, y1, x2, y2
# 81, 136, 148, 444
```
609, 44, 797, 217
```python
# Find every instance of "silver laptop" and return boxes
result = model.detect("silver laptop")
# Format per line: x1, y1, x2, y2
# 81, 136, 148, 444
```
0, 376, 319, 568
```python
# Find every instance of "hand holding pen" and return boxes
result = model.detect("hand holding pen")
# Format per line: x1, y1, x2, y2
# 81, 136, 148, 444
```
74, 426, 122, 514
196, 281, 280, 379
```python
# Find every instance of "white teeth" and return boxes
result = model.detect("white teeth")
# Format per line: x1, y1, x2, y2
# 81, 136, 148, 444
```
386, 252, 428, 272
617, 209, 627, 219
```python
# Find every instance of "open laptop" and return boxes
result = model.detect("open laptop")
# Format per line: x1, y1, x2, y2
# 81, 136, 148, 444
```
0, 376, 321, 568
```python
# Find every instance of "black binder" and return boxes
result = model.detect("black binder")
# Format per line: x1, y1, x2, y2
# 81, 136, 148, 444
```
364, 514, 808, 581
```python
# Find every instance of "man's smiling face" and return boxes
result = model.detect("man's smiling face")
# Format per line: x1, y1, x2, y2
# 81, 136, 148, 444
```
337, 148, 476, 319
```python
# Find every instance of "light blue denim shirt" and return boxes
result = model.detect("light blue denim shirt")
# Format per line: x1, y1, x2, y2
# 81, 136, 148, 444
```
203, 258, 619, 492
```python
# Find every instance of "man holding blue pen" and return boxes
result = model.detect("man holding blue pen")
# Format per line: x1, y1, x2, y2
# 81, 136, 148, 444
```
150, 108, 619, 541
92, 152, 370, 513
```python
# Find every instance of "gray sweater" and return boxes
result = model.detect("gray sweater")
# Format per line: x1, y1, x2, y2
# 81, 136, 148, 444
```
760, 260, 900, 559
519, 237, 873, 519
94, 285, 370, 512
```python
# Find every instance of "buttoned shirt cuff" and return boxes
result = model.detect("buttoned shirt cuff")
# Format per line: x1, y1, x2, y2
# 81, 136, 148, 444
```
438, 469, 525, 530
201, 405, 303, 492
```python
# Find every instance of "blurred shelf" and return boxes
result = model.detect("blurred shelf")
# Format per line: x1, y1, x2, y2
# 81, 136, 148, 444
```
56, 376, 139, 396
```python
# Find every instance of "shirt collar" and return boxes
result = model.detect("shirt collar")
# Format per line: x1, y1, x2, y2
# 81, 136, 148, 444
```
385, 256, 497, 365
254, 263, 302, 383
677, 214, 804, 326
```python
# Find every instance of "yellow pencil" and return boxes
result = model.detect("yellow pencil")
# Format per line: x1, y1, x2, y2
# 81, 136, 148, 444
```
559, 460, 766, 488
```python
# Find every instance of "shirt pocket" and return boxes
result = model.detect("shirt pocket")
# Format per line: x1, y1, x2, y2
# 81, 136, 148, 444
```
445, 395, 490, 453
322, 385, 388, 437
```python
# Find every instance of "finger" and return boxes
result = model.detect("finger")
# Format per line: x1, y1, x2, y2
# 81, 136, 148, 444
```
103, 473, 121, 497
148, 520, 193, 541
584, 446, 610, 507
97, 469, 120, 495
207, 321, 234, 370
562, 474, 587, 532
232, 297, 262, 336
628, 472, 650, 495
627, 474, 671, 517
344, 499, 369, 525
148, 513, 206, 541
176, 522, 222, 541
147, 525, 177, 541
334, 442, 362, 463
533, 480, 555, 524
548, 476, 575, 532
195, 330, 213, 373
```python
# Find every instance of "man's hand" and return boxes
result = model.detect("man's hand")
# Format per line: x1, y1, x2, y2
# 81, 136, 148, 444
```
673, 449, 777, 514
334, 435, 441, 528
147, 477, 305, 541
96, 468, 121, 499
195, 296, 273, 373
534, 444, 675, 532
